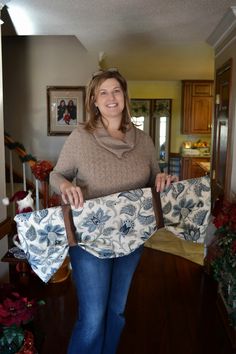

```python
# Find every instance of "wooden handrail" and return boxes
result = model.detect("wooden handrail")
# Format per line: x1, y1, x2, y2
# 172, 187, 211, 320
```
4, 132, 53, 209
4, 132, 37, 167
0, 217, 14, 240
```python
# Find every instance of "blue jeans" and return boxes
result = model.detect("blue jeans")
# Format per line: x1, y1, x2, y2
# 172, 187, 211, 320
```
67, 245, 143, 354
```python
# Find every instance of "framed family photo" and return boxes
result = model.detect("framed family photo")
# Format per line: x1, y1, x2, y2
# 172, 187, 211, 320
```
47, 86, 86, 135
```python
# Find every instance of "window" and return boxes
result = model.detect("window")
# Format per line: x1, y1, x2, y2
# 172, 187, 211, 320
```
130, 99, 171, 170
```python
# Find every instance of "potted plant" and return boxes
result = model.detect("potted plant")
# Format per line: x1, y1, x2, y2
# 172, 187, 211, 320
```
0, 284, 44, 354
207, 199, 236, 328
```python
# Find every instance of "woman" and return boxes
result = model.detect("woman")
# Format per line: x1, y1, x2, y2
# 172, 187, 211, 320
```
57, 99, 66, 121
67, 99, 77, 120
50, 69, 177, 354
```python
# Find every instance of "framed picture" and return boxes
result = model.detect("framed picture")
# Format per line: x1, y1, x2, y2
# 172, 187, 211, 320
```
47, 86, 86, 135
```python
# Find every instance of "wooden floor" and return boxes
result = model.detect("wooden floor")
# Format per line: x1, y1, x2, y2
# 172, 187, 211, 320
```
15, 248, 235, 354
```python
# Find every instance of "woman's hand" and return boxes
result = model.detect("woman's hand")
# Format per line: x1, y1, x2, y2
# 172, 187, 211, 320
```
155, 173, 179, 192
60, 181, 84, 208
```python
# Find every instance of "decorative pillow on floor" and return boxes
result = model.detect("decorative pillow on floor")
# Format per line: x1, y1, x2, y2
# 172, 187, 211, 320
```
160, 175, 211, 243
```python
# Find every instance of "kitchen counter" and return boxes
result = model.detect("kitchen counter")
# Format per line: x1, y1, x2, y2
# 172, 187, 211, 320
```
181, 156, 210, 179
196, 161, 211, 174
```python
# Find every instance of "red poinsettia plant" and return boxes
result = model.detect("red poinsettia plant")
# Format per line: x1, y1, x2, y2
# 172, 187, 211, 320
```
212, 200, 236, 262
214, 199, 236, 230
0, 291, 38, 327
0, 284, 44, 354
210, 199, 236, 326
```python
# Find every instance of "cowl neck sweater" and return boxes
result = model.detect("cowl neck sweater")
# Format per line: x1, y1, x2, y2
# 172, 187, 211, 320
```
93, 123, 136, 159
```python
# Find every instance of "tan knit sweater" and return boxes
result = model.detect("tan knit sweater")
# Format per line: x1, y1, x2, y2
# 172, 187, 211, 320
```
50, 123, 160, 200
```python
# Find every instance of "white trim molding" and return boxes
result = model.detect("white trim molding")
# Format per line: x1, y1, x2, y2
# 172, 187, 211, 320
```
207, 6, 236, 49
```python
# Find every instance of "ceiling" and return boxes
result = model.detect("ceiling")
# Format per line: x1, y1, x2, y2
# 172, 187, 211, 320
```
1, 0, 236, 80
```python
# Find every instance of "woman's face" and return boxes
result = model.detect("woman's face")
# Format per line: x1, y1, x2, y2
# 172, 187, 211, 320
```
94, 78, 125, 122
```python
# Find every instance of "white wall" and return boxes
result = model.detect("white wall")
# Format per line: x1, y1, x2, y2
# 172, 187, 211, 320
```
3, 36, 97, 165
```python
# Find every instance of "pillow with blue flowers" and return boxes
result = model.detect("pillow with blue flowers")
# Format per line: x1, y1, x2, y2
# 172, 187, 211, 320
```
160, 176, 211, 243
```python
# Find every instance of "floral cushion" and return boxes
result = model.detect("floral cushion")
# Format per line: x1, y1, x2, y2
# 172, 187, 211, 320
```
14, 206, 68, 283
160, 175, 211, 243
14, 188, 157, 282
13, 177, 211, 282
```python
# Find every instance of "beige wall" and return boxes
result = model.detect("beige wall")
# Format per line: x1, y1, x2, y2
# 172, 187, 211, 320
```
108, 42, 214, 81
2, 35, 214, 164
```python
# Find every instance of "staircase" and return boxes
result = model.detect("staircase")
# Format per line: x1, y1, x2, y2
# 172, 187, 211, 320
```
4, 132, 53, 214
1, 132, 57, 283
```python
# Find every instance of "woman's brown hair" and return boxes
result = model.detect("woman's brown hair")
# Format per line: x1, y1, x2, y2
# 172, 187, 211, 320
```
85, 69, 131, 132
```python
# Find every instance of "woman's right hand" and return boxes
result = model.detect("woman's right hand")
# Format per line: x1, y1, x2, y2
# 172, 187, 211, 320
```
60, 181, 84, 209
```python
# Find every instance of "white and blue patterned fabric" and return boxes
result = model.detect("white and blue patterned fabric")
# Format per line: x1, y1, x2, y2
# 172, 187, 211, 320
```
14, 188, 157, 282
13, 176, 211, 283
160, 175, 211, 243
14, 206, 69, 282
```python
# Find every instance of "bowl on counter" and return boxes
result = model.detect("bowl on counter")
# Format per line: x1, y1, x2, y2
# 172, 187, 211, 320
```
181, 148, 210, 157
182, 148, 200, 156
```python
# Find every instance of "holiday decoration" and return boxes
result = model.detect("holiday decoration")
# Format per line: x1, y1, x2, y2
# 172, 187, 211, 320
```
207, 199, 236, 327
4, 133, 37, 167
3, 191, 34, 214
31, 160, 53, 182
0, 284, 45, 354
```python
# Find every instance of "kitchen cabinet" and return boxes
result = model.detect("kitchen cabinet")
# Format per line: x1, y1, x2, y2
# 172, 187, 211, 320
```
182, 81, 214, 134
181, 157, 210, 180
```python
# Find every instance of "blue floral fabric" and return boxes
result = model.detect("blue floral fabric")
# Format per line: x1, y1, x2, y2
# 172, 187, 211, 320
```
160, 175, 211, 243
14, 206, 68, 282
72, 188, 156, 258
13, 177, 211, 282
14, 188, 157, 282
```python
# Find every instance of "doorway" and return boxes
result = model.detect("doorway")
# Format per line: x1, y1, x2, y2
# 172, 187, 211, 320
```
212, 59, 232, 203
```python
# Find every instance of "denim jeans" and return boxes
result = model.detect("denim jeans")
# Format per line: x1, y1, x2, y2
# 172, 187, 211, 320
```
67, 245, 143, 354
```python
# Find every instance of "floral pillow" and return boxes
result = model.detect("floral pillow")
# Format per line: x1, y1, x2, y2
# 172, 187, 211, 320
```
14, 188, 158, 282
160, 175, 211, 243
13, 178, 211, 282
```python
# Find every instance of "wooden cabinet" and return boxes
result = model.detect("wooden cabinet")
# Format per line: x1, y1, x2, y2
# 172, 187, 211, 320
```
182, 81, 214, 134
181, 157, 210, 180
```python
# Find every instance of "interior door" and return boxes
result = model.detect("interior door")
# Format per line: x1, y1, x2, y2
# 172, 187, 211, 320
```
212, 59, 232, 203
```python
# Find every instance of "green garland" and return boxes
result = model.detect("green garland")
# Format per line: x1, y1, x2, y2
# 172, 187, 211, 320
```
4, 141, 25, 151
19, 154, 37, 163
4, 132, 37, 163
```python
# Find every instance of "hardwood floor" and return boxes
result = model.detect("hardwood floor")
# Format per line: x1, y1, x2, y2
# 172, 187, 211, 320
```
14, 248, 235, 354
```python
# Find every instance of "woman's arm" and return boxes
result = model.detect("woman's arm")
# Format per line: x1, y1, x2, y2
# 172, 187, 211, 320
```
50, 129, 84, 208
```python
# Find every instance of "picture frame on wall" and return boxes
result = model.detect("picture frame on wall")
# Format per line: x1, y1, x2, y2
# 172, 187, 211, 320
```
47, 86, 86, 135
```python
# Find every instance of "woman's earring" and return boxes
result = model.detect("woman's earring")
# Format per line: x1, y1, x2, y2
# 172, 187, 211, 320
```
95, 105, 100, 116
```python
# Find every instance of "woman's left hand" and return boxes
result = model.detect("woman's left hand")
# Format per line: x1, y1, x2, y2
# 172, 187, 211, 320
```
155, 173, 179, 192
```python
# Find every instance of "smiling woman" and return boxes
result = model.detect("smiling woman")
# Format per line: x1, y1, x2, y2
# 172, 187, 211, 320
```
49, 69, 177, 354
